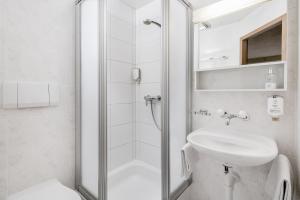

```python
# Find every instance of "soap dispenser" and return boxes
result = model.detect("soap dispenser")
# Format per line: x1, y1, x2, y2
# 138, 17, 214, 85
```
267, 95, 284, 121
265, 67, 277, 89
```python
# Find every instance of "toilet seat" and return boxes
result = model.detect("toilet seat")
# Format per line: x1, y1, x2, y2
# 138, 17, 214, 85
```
7, 179, 81, 200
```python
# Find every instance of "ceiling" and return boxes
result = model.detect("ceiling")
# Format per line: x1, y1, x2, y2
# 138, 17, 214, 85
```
187, 0, 222, 9
121, 0, 222, 9
205, 4, 262, 27
193, 0, 269, 27
120, 0, 154, 8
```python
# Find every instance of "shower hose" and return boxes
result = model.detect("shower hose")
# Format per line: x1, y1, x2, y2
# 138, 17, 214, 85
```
150, 100, 161, 131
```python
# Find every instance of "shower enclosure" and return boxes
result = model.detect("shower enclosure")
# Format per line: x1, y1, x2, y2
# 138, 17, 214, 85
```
75, 0, 193, 199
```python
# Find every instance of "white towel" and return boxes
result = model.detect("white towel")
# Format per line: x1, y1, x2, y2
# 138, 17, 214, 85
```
265, 154, 293, 200
181, 143, 193, 179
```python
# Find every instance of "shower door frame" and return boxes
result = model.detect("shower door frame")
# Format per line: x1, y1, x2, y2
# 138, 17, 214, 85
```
75, 0, 193, 199
161, 0, 193, 200
75, 0, 107, 199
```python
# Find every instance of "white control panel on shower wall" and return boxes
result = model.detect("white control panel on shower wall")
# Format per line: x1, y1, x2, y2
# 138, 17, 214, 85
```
2, 81, 60, 109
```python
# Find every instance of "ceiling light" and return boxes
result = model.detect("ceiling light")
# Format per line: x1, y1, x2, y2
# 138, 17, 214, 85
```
193, 0, 271, 24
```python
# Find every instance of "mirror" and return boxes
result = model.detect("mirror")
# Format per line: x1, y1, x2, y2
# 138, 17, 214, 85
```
193, 0, 287, 70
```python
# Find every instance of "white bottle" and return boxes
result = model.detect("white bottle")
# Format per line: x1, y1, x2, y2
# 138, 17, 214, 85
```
265, 67, 277, 89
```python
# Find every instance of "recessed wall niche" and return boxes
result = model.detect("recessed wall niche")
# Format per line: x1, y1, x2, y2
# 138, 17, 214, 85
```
240, 14, 287, 65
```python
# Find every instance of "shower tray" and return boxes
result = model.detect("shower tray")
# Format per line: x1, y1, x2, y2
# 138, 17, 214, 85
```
108, 160, 161, 200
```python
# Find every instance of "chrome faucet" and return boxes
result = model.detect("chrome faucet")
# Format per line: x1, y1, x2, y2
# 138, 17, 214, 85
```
217, 109, 249, 126
144, 95, 161, 130
144, 95, 161, 106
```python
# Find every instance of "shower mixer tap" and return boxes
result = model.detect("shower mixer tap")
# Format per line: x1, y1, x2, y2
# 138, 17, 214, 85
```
144, 95, 161, 130
144, 95, 161, 106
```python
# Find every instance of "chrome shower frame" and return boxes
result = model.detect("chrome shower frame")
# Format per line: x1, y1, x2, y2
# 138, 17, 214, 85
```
162, 1, 193, 200
75, 0, 193, 199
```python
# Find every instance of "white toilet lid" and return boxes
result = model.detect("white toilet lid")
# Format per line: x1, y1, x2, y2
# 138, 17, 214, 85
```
7, 179, 81, 200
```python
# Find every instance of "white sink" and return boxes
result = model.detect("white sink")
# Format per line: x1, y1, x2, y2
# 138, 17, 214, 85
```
187, 129, 278, 166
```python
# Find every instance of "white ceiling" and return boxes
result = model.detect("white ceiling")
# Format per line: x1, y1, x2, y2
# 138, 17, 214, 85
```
193, 0, 269, 27
188, 0, 222, 9
206, 4, 262, 27
121, 0, 222, 9
120, 0, 154, 8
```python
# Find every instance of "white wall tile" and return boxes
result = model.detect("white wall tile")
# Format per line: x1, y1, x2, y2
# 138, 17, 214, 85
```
136, 102, 153, 124
136, 40, 161, 64
136, 141, 160, 168
136, 102, 161, 126
108, 0, 134, 24
110, 143, 133, 170
111, 124, 133, 148
110, 83, 133, 104
111, 104, 133, 126
110, 61, 133, 83
139, 61, 161, 83
110, 38, 133, 63
110, 16, 133, 43
136, 123, 160, 147
136, 25, 161, 46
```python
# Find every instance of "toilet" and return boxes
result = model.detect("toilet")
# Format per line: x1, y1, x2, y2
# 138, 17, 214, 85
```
7, 179, 81, 200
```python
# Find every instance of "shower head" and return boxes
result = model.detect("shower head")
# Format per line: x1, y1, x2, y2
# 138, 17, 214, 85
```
143, 19, 161, 28
198, 22, 211, 31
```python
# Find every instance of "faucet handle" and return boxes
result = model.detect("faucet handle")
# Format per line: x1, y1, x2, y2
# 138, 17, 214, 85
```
238, 110, 249, 120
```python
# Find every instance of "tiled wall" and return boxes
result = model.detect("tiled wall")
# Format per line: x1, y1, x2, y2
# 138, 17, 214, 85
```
190, 0, 299, 199
107, 0, 136, 171
107, 0, 162, 171
135, 0, 162, 169
0, 0, 75, 198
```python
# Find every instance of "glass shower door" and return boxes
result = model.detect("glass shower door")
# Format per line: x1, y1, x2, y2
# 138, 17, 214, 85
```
77, 0, 100, 198
163, 0, 193, 198
76, 0, 193, 199
76, 0, 100, 199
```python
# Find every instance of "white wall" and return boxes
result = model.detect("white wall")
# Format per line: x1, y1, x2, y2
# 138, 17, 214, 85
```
107, 0, 136, 171
0, 0, 75, 198
135, 0, 162, 169
190, 0, 299, 199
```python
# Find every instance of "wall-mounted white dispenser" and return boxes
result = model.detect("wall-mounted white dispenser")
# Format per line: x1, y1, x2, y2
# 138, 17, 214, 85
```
132, 68, 141, 83
267, 95, 284, 121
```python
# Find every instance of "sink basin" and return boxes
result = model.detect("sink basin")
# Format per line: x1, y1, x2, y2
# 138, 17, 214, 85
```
187, 129, 278, 166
